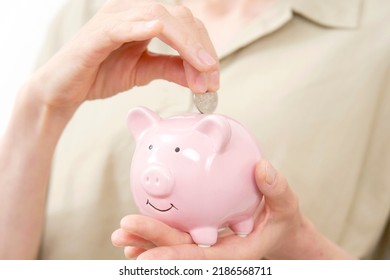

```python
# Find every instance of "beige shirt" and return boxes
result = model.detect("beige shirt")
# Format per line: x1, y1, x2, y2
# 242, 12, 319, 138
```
37, 0, 390, 259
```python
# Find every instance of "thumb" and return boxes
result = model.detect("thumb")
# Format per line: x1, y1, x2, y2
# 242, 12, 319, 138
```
255, 160, 298, 213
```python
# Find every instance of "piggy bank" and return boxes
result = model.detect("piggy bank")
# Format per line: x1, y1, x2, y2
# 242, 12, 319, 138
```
127, 106, 262, 247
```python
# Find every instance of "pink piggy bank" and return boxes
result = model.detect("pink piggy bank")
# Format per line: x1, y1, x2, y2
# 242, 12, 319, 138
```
127, 106, 262, 247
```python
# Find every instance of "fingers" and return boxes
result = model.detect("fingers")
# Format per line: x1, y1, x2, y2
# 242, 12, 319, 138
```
137, 244, 206, 260
133, 51, 188, 88
71, 15, 163, 64
255, 160, 299, 214
113, 215, 194, 259
183, 61, 208, 93
92, 1, 219, 92
164, 6, 219, 92
124, 246, 147, 259
119, 215, 193, 247
137, 232, 262, 260
105, 19, 164, 44
111, 228, 154, 249
155, 4, 218, 71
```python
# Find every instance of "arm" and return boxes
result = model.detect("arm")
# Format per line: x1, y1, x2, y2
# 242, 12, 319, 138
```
0, 0, 219, 259
0, 83, 74, 259
112, 160, 355, 259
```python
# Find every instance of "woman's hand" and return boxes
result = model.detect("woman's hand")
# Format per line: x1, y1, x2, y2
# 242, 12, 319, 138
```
112, 160, 353, 259
32, 0, 219, 112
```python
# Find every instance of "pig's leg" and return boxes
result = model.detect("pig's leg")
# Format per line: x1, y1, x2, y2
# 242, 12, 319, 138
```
230, 217, 254, 237
189, 227, 218, 247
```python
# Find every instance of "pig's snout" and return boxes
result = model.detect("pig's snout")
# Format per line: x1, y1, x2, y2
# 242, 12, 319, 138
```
141, 165, 174, 197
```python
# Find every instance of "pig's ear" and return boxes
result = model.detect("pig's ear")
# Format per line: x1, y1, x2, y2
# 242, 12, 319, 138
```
193, 115, 231, 153
127, 107, 161, 140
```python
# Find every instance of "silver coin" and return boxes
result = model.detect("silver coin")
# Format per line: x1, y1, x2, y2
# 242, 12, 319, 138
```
193, 91, 218, 114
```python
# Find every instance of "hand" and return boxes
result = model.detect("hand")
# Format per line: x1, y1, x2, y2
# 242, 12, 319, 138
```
31, 0, 219, 112
112, 159, 322, 259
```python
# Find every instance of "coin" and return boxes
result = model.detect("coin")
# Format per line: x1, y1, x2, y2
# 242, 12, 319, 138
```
193, 91, 218, 114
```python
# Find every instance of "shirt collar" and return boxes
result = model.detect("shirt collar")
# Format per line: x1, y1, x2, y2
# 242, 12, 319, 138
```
292, 0, 362, 28
158, 0, 363, 58
217, 0, 362, 58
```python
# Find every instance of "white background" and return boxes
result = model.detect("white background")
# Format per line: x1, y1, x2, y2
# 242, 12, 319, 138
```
0, 0, 67, 136
0, 260, 389, 280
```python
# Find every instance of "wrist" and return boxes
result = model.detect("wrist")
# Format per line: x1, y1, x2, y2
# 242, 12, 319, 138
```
4, 78, 77, 152
270, 216, 355, 260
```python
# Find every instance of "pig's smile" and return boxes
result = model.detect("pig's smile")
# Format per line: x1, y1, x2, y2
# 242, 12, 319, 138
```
146, 199, 178, 212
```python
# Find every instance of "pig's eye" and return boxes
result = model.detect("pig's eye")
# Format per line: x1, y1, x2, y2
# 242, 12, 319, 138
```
148, 145, 153, 150
175, 147, 181, 153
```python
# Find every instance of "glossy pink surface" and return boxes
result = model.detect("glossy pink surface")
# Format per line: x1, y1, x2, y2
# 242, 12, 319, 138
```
127, 107, 262, 246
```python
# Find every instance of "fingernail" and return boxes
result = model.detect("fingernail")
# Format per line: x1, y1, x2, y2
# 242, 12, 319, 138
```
198, 49, 216, 66
194, 72, 208, 93
265, 162, 277, 186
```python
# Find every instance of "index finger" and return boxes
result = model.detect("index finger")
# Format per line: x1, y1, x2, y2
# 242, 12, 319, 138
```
154, 4, 218, 72
120, 215, 194, 247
